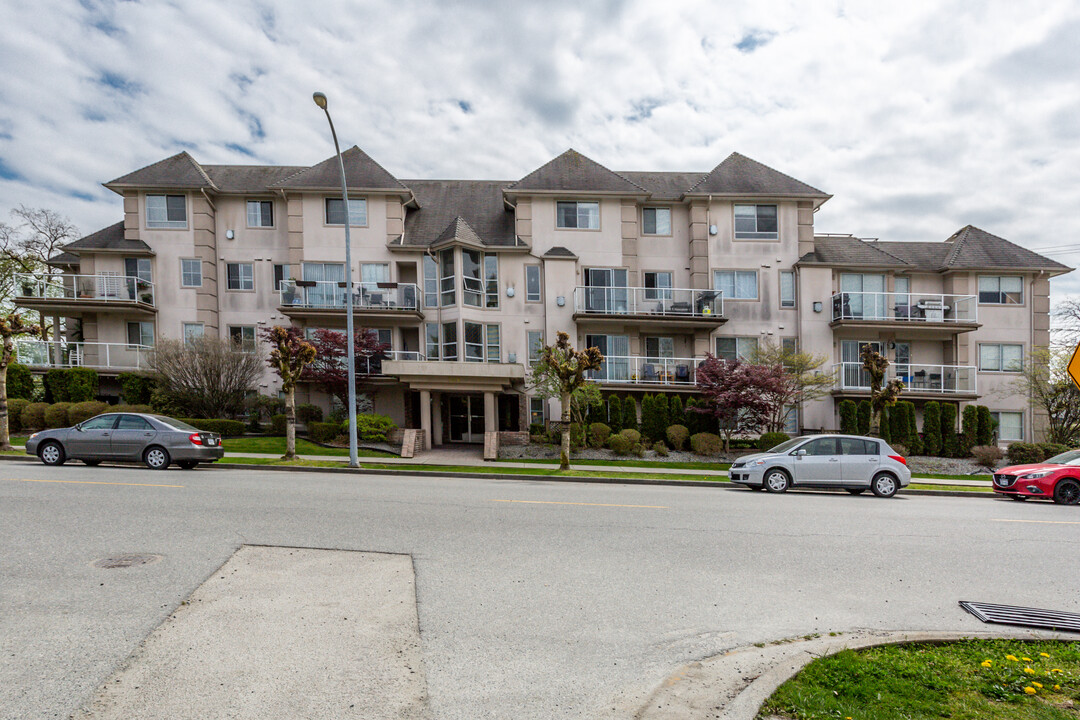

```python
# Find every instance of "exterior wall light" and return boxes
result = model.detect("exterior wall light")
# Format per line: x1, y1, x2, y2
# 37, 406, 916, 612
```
812, 301, 823, 313
556, 296, 565, 307
506, 286, 515, 298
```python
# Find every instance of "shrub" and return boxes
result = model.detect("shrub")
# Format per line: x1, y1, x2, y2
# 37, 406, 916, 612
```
178, 418, 246, 437
588, 422, 611, 449
569, 422, 585, 449
20, 402, 49, 430
308, 421, 342, 444
856, 400, 871, 435
606, 396, 623, 433
296, 404, 323, 425
961, 405, 979, 457
619, 428, 641, 444
758, 432, 790, 452
621, 396, 638, 432
114, 404, 154, 415
44, 402, 72, 428
976, 405, 994, 446
879, 406, 892, 444
690, 432, 722, 456
653, 440, 669, 456
631, 442, 646, 458
270, 414, 286, 436
608, 434, 631, 455
119, 373, 156, 405
355, 414, 396, 442
971, 444, 1004, 470
1037, 442, 1070, 460
903, 402, 922, 455
7, 363, 34, 400
839, 400, 858, 435
669, 396, 685, 428
890, 443, 909, 457
889, 403, 906, 446
66, 368, 99, 403
666, 424, 689, 451
922, 402, 942, 456
1006, 442, 1042, 465
43, 369, 69, 403
68, 401, 108, 426
529, 422, 546, 437
940, 403, 958, 457
7, 398, 30, 433
646, 394, 670, 442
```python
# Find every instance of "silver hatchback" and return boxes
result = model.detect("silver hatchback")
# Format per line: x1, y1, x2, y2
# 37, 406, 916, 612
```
26, 413, 224, 470
728, 434, 912, 497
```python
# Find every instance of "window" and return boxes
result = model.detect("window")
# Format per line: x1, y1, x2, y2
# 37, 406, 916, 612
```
644, 272, 673, 300
181, 259, 202, 288
782, 407, 798, 435
226, 262, 254, 290
442, 321, 457, 361
426, 323, 440, 360
991, 411, 1024, 442
645, 336, 674, 361
979, 343, 1023, 372
303, 262, 344, 307
229, 325, 257, 352
803, 437, 839, 456
462, 249, 483, 307
525, 265, 542, 302
715, 337, 758, 362
530, 397, 546, 427
642, 207, 671, 235
780, 271, 795, 308
464, 322, 484, 362
273, 263, 290, 291
246, 200, 274, 227
324, 197, 367, 226
183, 323, 204, 345
125, 257, 152, 283
127, 321, 154, 347
484, 254, 499, 308
584, 267, 629, 313
713, 270, 758, 300
361, 263, 389, 284
440, 249, 455, 306
527, 331, 543, 365
781, 337, 798, 354
734, 204, 778, 239
841, 437, 878, 455
486, 325, 501, 362
978, 275, 1023, 305
116, 414, 152, 430
556, 201, 599, 229
146, 194, 186, 229
423, 255, 438, 308
81, 415, 118, 430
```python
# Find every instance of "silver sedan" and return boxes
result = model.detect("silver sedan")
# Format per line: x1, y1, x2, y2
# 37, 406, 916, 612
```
728, 434, 912, 497
26, 413, 224, 470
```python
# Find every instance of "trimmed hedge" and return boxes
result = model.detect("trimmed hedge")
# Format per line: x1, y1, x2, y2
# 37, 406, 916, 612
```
856, 400, 871, 436
621, 395, 638, 432
270, 414, 286, 436
296, 404, 323, 425
308, 421, 342, 444
355, 414, 396, 442
839, 400, 858, 435
903, 402, 922, 455
669, 396, 685, 428
68, 401, 108, 426
641, 393, 670, 442
7, 398, 30, 432
619, 428, 641, 444
1006, 442, 1042, 465
114, 404, 154, 415
880, 406, 892, 444
961, 405, 979, 457
118, 373, 156, 405
43, 368, 98, 403
690, 432, 722, 456
606, 396, 623, 433
588, 422, 611, 449
20, 402, 49, 430
666, 424, 689, 451
608, 434, 631, 455
1037, 442, 1070, 460
758, 432, 790, 451
889, 403, 906, 446
44, 402, 72, 429
922, 401, 942, 456
178, 418, 246, 437
7, 363, 34, 400
976, 405, 994, 446
940, 403, 958, 457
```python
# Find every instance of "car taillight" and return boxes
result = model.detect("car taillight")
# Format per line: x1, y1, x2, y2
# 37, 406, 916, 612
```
889, 455, 907, 466
189, 433, 203, 446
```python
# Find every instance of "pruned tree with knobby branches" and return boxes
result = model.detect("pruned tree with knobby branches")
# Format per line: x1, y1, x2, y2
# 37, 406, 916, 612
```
0, 313, 40, 450
262, 326, 317, 460
529, 331, 603, 469
145, 336, 264, 419
861, 344, 904, 437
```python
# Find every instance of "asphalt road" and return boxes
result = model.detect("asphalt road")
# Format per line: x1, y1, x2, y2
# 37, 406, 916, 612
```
2, 459, 1078, 719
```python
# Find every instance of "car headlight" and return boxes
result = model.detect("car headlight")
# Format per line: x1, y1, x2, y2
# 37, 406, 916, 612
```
751, 459, 767, 466
29, 432, 38, 440
1020, 470, 1053, 479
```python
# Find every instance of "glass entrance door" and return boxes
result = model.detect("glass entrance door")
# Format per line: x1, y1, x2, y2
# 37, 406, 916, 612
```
448, 395, 485, 443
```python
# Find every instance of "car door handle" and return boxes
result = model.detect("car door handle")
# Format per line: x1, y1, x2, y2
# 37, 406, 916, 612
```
101, 432, 110, 437
144, 433, 154, 436
829, 457, 839, 462
869, 458, 879, 462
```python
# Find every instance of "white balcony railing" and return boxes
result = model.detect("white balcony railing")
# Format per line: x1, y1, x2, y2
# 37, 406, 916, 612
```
16, 273, 156, 306
321, 350, 426, 376
835, 362, 977, 395
280, 280, 421, 312
16, 340, 153, 371
573, 287, 723, 318
830, 292, 976, 324
586, 355, 700, 385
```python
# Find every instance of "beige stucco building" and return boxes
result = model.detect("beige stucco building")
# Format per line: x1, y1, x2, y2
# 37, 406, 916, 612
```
15, 147, 1071, 448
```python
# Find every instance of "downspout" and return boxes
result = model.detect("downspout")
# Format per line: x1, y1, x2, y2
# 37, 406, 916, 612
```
199, 188, 219, 335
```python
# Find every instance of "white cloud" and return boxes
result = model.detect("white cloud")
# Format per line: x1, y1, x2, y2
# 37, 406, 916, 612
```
1, 0, 1078, 294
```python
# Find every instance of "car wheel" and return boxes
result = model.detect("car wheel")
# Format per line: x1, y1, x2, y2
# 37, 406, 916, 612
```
144, 446, 171, 470
846, 488, 866, 495
871, 472, 898, 498
1053, 479, 1080, 506
39, 441, 66, 466
83, 460, 101, 467
177, 461, 198, 470
1008, 494, 1028, 501
764, 469, 791, 493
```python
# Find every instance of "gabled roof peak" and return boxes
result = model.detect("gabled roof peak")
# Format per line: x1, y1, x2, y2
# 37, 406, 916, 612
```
105, 151, 216, 192
272, 145, 409, 193
507, 148, 648, 194
686, 151, 829, 199
433, 216, 485, 247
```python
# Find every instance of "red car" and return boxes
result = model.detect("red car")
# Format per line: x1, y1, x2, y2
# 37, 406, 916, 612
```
993, 450, 1080, 504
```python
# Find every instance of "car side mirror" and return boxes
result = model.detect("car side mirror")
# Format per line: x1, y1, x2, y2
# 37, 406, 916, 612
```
75, 423, 84, 432
795, 448, 807, 457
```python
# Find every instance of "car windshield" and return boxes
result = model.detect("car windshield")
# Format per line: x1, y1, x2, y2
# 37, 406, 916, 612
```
153, 416, 200, 432
1044, 449, 1080, 465
767, 438, 806, 454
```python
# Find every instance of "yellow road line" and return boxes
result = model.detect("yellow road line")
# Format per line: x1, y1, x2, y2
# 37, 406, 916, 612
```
992, 518, 1080, 525
490, 499, 668, 509
4, 478, 184, 489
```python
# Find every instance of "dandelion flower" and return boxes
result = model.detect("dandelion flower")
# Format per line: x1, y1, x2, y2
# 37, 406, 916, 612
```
1006, 655, 1019, 661
980, 660, 992, 668
1040, 652, 1050, 658
1022, 656, 1032, 662
1024, 667, 1035, 674
1052, 668, 1063, 673
1024, 686, 1037, 695
1054, 684, 1061, 691
1032, 682, 1043, 688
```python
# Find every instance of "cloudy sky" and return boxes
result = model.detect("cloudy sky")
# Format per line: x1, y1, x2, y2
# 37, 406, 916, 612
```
1, 0, 1078, 294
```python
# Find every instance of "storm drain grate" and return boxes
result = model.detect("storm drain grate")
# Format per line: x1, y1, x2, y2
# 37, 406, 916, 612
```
93, 554, 163, 569
960, 601, 1080, 633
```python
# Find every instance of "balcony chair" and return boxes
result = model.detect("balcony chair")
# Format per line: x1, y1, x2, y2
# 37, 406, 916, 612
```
641, 364, 660, 383
913, 369, 927, 388
675, 364, 691, 383
929, 373, 942, 390
694, 291, 720, 316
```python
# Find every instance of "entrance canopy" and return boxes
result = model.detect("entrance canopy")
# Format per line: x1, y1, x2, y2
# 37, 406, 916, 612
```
382, 359, 525, 392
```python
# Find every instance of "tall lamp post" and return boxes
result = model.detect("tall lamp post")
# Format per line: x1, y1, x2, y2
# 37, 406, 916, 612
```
312, 91, 359, 467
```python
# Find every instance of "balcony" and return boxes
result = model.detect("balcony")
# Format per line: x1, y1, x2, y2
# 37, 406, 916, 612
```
279, 280, 423, 321
16, 340, 153, 373
586, 355, 700, 388
355, 350, 426, 376
15, 273, 156, 314
830, 292, 978, 334
833, 362, 978, 399
572, 287, 726, 328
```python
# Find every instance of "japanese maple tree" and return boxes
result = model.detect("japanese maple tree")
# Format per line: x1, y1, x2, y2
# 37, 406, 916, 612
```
301, 328, 390, 412
694, 354, 786, 452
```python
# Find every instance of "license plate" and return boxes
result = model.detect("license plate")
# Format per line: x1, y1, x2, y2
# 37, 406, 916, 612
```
206, 438, 217, 446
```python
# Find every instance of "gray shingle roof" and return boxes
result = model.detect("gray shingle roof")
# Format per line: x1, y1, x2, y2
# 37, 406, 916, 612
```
942, 225, 1070, 271
63, 221, 152, 253
433, 216, 485, 247
618, 171, 707, 201
399, 179, 517, 248
273, 146, 407, 192
202, 164, 307, 193
507, 149, 647, 194
542, 246, 577, 258
801, 236, 909, 267
687, 152, 829, 198
105, 151, 215, 190
46, 251, 80, 267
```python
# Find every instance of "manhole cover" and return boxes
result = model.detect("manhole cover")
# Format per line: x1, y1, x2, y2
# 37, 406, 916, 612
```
92, 554, 163, 569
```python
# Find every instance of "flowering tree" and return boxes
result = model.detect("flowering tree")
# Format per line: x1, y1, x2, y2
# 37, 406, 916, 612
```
301, 328, 390, 412
0, 312, 39, 450
261, 326, 316, 460
861, 344, 904, 437
694, 354, 785, 452
529, 331, 604, 469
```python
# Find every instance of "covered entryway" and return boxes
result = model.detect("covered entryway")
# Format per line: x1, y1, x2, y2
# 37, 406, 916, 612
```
447, 394, 485, 443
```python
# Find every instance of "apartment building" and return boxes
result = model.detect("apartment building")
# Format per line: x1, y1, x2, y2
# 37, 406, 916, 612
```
15, 147, 1070, 449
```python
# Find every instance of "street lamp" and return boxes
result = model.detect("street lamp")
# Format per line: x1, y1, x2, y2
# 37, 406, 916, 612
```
313, 91, 359, 467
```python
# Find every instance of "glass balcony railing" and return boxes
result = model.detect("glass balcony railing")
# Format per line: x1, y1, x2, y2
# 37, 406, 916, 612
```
830, 292, 976, 324
280, 280, 421, 311
585, 355, 700, 385
16, 273, 155, 306
573, 287, 723, 318
835, 362, 977, 394
16, 340, 153, 371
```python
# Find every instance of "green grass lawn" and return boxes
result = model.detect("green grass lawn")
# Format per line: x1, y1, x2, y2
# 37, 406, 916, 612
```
762, 639, 1080, 720
506, 457, 732, 471
219, 436, 394, 458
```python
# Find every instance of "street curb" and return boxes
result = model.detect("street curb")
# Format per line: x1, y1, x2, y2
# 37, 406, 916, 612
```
636, 629, 1080, 720
0, 453, 992, 497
